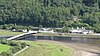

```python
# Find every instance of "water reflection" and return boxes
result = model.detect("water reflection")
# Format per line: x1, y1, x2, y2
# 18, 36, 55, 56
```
17, 35, 100, 46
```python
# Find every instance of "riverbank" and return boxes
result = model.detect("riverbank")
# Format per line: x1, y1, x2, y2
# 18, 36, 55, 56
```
33, 33, 100, 38
17, 40, 74, 56
36, 40, 100, 56
17, 40, 100, 56
13, 40, 100, 56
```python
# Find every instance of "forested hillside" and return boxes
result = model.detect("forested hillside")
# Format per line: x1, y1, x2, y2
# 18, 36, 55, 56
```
0, 0, 100, 32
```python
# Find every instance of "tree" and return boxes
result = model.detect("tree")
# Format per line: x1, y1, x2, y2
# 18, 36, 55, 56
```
0, 0, 100, 32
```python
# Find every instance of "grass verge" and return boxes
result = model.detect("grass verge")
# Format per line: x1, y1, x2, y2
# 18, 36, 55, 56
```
0, 44, 11, 53
0, 30, 23, 36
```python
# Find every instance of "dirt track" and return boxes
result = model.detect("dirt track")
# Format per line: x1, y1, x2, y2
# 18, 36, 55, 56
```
36, 40, 100, 56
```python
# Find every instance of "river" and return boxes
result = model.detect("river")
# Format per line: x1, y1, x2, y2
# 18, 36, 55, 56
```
16, 35, 100, 46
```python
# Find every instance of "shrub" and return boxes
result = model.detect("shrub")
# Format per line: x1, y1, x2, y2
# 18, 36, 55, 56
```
0, 38, 28, 56
0, 51, 12, 56
0, 38, 8, 44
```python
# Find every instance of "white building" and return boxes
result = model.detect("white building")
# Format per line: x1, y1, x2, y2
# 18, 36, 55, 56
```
70, 27, 94, 34
22, 29, 28, 33
39, 28, 54, 33
70, 29, 82, 34
82, 30, 94, 34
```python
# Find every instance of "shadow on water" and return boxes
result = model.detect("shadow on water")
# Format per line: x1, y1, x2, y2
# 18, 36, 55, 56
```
16, 35, 100, 46
0, 36, 12, 39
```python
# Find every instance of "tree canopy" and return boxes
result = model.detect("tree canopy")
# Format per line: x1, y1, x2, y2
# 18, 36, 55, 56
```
0, 0, 100, 32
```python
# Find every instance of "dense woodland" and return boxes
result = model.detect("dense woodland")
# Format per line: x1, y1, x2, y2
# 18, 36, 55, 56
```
0, 0, 100, 32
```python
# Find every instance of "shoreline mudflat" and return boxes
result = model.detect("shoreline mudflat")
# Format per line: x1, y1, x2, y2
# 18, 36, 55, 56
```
74, 51, 98, 56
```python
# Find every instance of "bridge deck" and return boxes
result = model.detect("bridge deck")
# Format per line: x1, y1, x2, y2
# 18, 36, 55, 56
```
7, 31, 37, 40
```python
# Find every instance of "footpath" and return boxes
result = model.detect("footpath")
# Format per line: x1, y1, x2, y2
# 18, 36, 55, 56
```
13, 46, 29, 56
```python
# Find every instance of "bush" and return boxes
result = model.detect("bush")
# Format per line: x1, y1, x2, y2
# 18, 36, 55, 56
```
8, 41, 18, 46
0, 38, 8, 44
0, 38, 28, 56
21, 42, 27, 48
10, 46, 22, 54
0, 51, 12, 56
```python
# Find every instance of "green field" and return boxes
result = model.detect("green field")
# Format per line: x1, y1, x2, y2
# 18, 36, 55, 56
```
0, 44, 11, 53
17, 41, 73, 56
0, 30, 23, 36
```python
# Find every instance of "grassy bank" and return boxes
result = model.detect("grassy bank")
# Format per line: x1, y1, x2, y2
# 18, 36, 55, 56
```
33, 33, 100, 38
0, 44, 11, 53
0, 30, 23, 36
17, 41, 73, 56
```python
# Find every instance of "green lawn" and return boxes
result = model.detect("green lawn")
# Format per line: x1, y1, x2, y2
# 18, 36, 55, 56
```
0, 30, 23, 36
17, 41, 73, 56
0, 44, 11, 53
